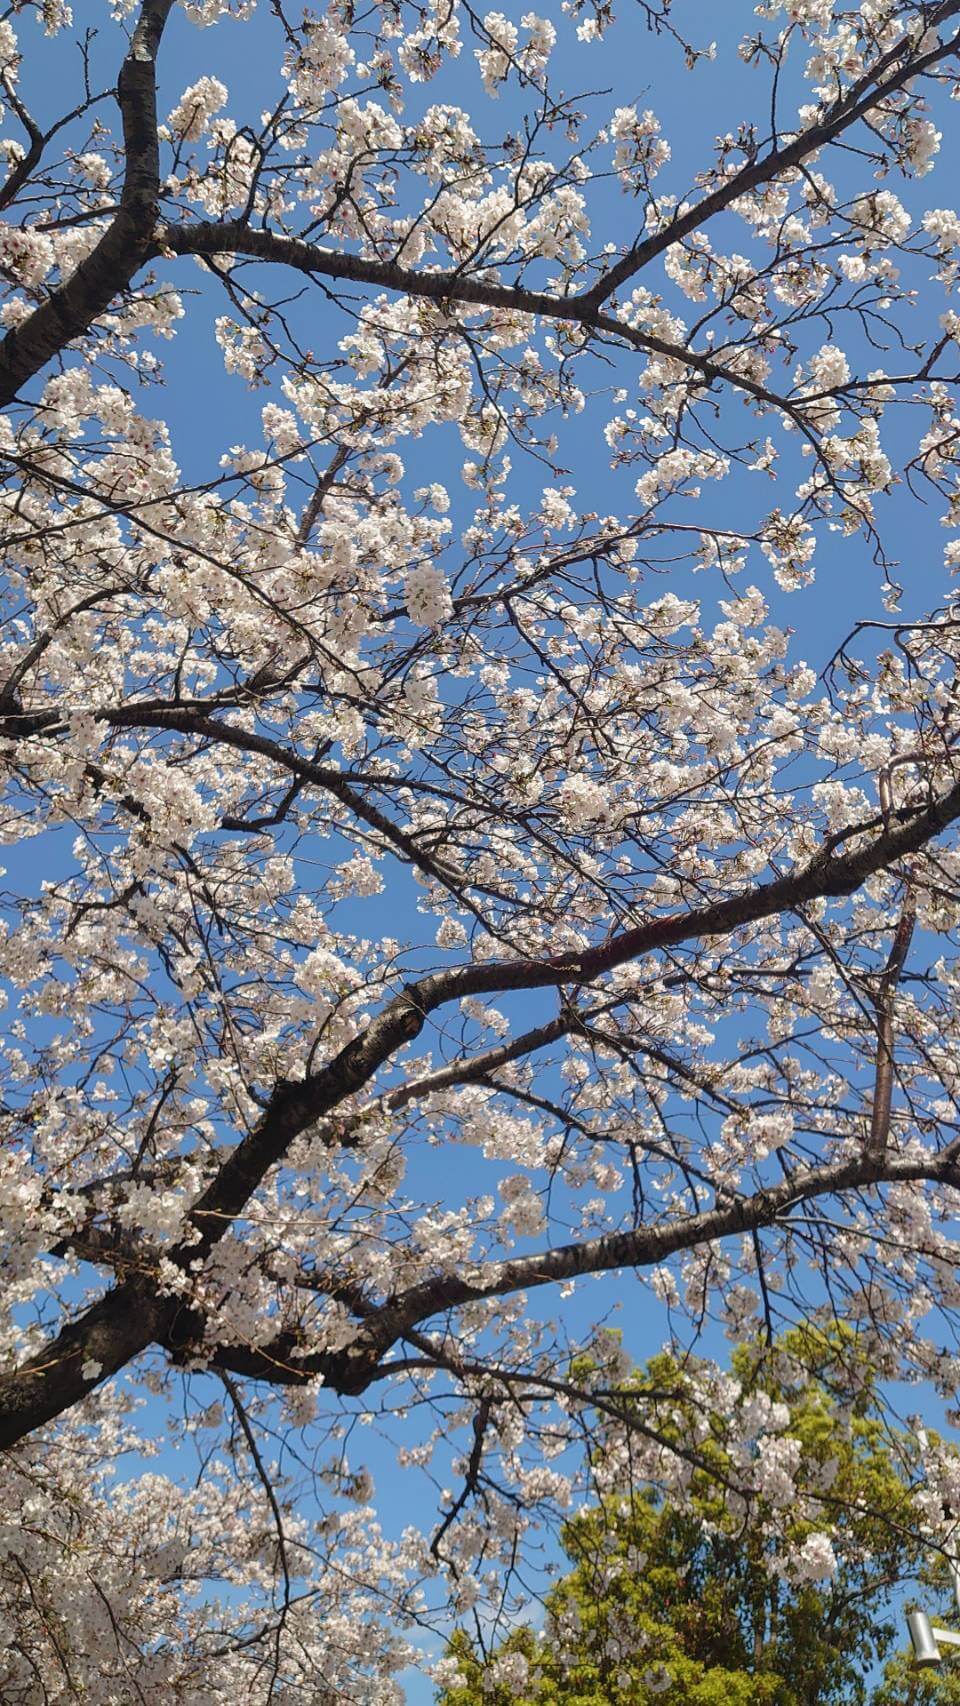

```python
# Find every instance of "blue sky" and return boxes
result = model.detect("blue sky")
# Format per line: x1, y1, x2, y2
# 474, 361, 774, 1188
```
14, 0, 960, 1696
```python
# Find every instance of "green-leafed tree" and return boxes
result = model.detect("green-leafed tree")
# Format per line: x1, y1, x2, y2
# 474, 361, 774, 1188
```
872, 1656, 960, 1706
435, 1331, 955, 1705
872, 1555, 960, 1705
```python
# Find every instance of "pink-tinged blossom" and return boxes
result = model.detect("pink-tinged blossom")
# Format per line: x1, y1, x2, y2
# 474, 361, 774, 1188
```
789, 1532, 839, 1583
5, 0, 960, 1690
166, 75, 228, 140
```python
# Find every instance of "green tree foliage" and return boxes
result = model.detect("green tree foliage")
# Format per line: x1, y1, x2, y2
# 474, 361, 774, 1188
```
436, 1331, 956, 1705
871, 1655, 960, 1706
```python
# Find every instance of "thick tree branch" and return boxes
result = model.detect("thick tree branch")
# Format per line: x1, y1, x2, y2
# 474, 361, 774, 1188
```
155, 219, 801, 420
189, 1149, 958, 1397
0, 1278, 166, 1451
3, 590, 960, 1443
167, 758, 960, 1287
0, 0, 173, 407
96, 754, 960, 1279
5, 752, 954, 1434
359, 1154, 920, 1354
865, 886, 917, 1162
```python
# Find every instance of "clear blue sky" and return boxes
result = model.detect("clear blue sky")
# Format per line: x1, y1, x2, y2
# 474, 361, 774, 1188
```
16, 0, 960, 1696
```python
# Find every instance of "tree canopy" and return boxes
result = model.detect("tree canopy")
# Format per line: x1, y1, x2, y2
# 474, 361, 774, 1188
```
8, 0, 960, 1698
436, 1333, 947, 1705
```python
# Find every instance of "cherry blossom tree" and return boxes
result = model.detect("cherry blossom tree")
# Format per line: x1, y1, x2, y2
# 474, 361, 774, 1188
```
7, 0, 960, 1696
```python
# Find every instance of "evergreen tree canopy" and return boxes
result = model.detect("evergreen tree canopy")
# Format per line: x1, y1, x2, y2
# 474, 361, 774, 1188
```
436, 1332, 960, 1705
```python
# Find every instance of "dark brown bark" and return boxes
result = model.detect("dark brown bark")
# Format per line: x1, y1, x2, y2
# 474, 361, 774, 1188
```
323, 1150, 957, 1388
156, 218, 794, 419
3, 762, 959, 1446
165, 1149, 960, 1398
0, 1279, 167, 1450
3, 0, 960, 1455
866, 888, 917, 1162
0, 0, 173, 408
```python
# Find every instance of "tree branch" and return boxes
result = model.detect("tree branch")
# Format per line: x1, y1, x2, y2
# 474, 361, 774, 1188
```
3, 746, 960, 1441
155, 219, 801, 420
584, 1, 960, 306
0, 0, 173, 406
865, 885, 917, 1162
0, 1277, 165, 1452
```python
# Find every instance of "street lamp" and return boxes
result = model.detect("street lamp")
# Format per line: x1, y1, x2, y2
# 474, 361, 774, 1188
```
908, 1607, 960, 1667
906, 1431, 960, 1672
907, 1528, 960, 1669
